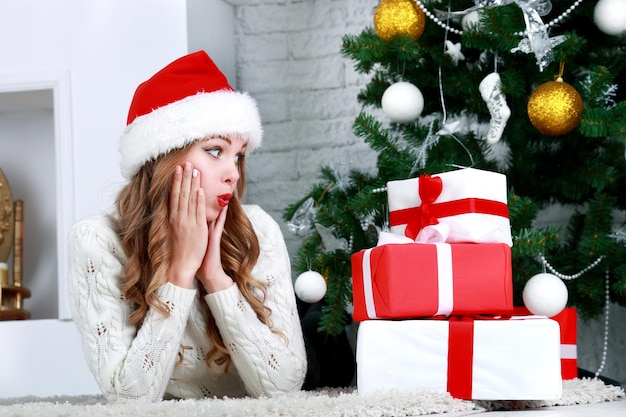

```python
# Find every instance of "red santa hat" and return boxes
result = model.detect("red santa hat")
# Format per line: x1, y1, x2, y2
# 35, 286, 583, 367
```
119, 50, 263, 179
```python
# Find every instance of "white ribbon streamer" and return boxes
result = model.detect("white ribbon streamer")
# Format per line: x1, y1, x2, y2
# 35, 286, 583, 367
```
434, 243, 454, 316
362, 248, 378, 319
561, 344, 577, 359
439, 0, 556, 71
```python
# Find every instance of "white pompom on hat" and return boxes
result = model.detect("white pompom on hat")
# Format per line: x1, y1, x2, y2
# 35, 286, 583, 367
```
119, 50, 263, 179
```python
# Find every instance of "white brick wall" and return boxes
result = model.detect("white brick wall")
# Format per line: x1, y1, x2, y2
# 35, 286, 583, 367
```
229, 0, 379, 256
226, 0, 626, 387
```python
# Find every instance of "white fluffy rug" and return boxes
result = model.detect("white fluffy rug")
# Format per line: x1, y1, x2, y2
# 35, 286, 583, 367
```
0, 378, 622, 417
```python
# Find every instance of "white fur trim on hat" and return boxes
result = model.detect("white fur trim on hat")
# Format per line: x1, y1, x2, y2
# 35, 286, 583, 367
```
119, 89, 262, 179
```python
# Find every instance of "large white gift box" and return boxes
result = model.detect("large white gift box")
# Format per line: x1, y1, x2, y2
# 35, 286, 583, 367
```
387, 167, 513, 246
356, 317, 562, 400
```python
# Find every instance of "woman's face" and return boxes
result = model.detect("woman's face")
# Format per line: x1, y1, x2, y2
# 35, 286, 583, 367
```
181, 135, 246, 222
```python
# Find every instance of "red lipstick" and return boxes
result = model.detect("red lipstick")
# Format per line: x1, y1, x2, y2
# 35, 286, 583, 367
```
217, 194, 232, 207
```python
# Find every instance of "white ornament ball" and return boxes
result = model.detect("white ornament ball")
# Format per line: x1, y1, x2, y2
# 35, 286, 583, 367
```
594, 0, 626, 36
381, 82, 424, 124
522, 273, 568, 317
294, 270, 327, 304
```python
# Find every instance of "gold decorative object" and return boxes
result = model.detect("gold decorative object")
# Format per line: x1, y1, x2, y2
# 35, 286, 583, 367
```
527, 63, 584, 136
374, 0, 426, 42
0, 168, 30, 320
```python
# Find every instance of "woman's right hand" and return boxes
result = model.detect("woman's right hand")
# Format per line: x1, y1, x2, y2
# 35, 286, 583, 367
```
167, 161, 208, 289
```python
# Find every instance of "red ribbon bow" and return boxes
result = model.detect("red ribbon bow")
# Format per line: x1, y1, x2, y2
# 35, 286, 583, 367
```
389, 174, 510, 241
404, 175, 443, 240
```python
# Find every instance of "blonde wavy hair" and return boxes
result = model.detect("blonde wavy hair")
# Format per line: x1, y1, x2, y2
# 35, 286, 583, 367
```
114, 140, 271, 370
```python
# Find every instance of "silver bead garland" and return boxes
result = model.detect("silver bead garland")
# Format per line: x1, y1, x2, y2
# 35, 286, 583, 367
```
596, 269, 610, 378
516, 0, 585, 36
540, 254, 604, 281
540, 254, 610, 379
413, 0, 585, 37
414, 0, 463, 35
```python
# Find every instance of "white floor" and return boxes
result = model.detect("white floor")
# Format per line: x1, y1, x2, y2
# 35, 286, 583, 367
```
446, 398, 626, 416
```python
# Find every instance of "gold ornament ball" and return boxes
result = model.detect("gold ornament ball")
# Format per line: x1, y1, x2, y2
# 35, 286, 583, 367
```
527, 79, 584, 136
374, 0, 426, 42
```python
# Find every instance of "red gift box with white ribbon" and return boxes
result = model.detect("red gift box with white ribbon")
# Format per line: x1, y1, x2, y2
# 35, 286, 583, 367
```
351, 232, 513, 321
356, 317, 563, 400
387, 168, 513, 246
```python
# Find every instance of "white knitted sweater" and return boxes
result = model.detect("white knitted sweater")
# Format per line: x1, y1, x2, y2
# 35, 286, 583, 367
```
67, 204, 307, 402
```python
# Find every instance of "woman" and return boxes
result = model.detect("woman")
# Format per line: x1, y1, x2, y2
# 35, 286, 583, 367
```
67, 51, 307, 402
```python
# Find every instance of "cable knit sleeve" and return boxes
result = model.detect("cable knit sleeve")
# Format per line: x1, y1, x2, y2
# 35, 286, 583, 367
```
67, 214, 197, 402
204, 205, 307, 397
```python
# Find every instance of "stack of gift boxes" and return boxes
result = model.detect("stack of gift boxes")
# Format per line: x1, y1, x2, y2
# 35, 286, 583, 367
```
351, 167, 576, 400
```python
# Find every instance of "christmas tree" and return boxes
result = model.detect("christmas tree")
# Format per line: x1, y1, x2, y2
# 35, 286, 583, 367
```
283, 0, 626, 336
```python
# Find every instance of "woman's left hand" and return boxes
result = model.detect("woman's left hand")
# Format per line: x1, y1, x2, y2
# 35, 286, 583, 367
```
197, 205, 234, 293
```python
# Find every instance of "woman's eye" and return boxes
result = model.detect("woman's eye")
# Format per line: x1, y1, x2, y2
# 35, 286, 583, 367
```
235, 153, 245, 164
205, 147, 221, 157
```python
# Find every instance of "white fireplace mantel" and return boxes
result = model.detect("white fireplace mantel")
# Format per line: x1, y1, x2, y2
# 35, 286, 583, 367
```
0, 70, 74, 320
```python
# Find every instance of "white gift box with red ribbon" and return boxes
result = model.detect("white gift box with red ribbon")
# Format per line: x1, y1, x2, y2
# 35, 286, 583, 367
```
356, 317, 562, 400
387, 168, 513, 246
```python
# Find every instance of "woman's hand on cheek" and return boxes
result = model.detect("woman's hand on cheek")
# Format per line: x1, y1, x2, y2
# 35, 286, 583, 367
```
168, 162, 209, 289
197, 205, 233, 293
